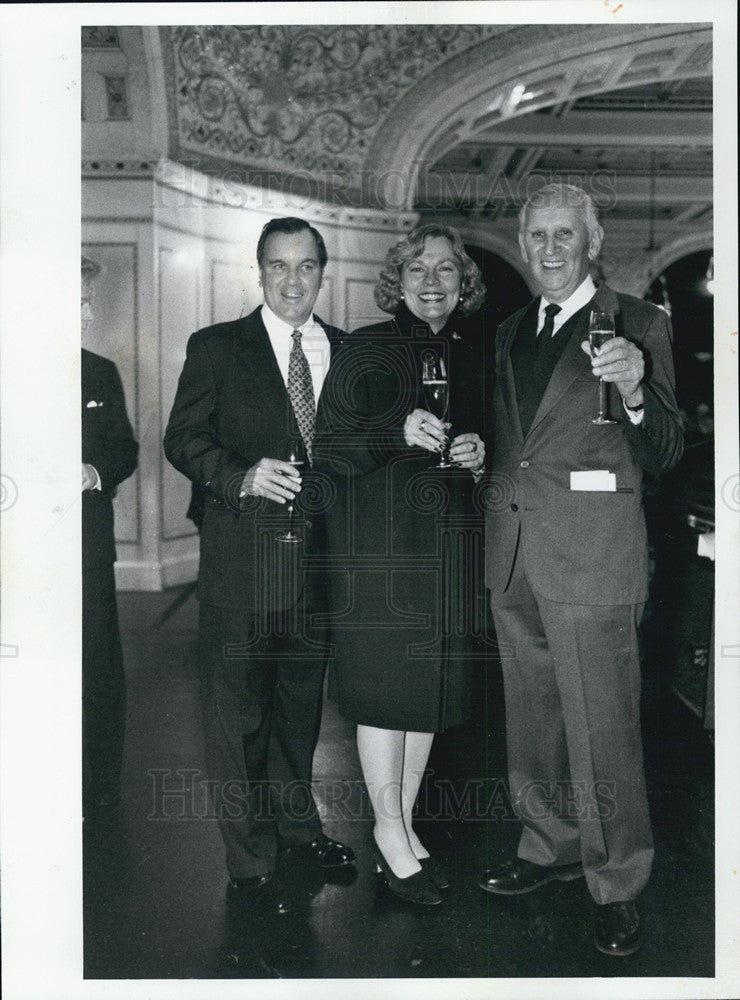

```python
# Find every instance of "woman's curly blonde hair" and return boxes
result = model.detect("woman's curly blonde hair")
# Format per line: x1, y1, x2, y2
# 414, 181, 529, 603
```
374, 223, 486, 316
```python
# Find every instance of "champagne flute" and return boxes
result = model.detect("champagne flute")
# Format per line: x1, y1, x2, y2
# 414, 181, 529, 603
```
275, 437, 306, 543
422, 354, 451, 468
589, 309, 617, 425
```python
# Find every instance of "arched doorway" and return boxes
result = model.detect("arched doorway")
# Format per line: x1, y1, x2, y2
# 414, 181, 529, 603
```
463, 243, 531, 330
646, 250, 713, 423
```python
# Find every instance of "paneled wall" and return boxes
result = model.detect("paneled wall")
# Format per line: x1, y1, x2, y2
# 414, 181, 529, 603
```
82, 160, 416, 590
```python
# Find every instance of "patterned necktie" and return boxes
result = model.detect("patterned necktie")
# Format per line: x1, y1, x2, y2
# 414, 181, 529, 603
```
288, 328, 316, 463
537, 303, 562, 352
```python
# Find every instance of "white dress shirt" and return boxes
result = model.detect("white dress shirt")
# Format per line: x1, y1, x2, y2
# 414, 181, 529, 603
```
537, 277, 643, 424
536, 275, 597, 337
261, 303, 331, 402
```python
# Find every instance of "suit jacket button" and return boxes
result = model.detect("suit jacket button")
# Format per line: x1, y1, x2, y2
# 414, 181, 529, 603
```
510, 503, 518, 512
520, 460, 530, 469
305, 519, 312, 529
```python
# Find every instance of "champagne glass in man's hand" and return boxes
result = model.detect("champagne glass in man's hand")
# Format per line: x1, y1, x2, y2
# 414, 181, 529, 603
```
422, 355, 452, 468
275, 438, 306, 542
589, 309, 618, 425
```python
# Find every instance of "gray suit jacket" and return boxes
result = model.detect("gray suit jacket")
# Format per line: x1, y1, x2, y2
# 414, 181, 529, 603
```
484, 284, 684, 605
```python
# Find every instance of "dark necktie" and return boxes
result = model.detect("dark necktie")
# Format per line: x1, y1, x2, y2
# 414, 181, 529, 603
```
288, 328, 316, 463
536, 302, 562, 353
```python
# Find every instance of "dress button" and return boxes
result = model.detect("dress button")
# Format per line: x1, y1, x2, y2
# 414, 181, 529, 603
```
510, 503, 518, 512
520, 460, 530, 469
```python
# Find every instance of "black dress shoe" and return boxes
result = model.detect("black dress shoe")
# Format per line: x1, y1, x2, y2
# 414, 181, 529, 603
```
228, 873, 292, 915
285, 833, 355, 870
479, 857, 584, 895
594, 901, 642, 956
374, 839, 441, 906
419, 855, 450, 889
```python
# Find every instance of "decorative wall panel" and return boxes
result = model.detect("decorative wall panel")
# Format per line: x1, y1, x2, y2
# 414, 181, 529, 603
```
159, 244, 201, 541
210, 258, 253, 325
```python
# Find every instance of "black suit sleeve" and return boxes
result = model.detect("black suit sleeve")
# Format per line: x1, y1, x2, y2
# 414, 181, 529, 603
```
83, 360, 138, 491
622, 306, 684, 476
163, 330, 252, 502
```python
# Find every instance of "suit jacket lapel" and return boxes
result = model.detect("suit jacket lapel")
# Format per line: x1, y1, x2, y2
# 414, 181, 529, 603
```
501, 303, 535, 443
234, 308, 300, 445
237, 309, 343, 434
526, 296, 595, 435
592, 283, 620, 320
236, 306, 288, 397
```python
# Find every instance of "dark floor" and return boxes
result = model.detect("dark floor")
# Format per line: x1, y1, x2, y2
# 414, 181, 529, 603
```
83, 586, 714, 980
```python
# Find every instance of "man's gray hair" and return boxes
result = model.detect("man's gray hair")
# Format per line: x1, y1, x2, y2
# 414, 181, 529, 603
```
519, 183, 602, 238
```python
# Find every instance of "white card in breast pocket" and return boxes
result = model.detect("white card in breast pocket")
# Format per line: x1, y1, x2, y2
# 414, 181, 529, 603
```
570, 470, 616, 492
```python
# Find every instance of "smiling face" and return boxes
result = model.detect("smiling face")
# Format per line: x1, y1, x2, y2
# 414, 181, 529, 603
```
519, 204, 603, 303
259, 228, 324, 327
401, 235, 462, 332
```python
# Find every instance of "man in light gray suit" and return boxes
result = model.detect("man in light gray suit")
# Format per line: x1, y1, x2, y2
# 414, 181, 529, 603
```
480, 183, 683, 956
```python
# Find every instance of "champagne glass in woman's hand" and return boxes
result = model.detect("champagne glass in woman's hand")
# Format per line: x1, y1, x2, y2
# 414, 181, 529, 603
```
422, 355, 451, 468
275, 438, 306, 542
589, 309, 617, 425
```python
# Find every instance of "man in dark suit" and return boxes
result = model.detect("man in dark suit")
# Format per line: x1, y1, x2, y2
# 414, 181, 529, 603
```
81, 256, 138, 812
164, 218, 354, 913
479, 184, 683, 955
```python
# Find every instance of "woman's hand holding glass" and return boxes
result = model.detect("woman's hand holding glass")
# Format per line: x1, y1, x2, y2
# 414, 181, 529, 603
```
404, 412, 484, 470
449, 432, 484, 471
404, 408, 447, 453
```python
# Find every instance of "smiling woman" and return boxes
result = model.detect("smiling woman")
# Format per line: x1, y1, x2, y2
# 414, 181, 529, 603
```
399, 236, 462, 332
314, 222, 492, 905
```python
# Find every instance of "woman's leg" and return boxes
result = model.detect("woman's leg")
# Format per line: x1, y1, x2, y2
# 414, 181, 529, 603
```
357, 724, 421, 878
400, 730, 435, 859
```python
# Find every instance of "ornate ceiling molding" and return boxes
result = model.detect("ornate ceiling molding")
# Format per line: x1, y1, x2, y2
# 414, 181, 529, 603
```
162, 24, 507, 192
153, 159, 417, 232
156, 23, 712, 214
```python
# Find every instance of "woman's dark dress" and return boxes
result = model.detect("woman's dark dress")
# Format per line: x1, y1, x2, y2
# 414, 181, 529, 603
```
314, 304, 491, 732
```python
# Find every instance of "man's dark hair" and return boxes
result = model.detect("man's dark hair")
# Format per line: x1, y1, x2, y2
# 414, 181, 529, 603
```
256, 217, 328, 270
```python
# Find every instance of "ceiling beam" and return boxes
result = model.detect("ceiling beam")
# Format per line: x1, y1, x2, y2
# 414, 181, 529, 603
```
417, 170, 712, 207
473, 111, 711, 149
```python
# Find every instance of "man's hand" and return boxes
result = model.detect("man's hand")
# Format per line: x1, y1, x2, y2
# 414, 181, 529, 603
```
82, 463, 98, 491
404, 408, 447, 453
239, 458, 302, 505
581, 337, 645, 406
449, 432, 485, 471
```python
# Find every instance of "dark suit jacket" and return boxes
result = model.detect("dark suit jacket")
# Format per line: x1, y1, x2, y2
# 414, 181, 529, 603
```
81, 349, 138, 570
163, 307, 345, 613
484, 284, 684, 605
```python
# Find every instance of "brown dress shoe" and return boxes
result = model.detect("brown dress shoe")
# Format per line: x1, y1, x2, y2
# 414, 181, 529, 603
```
593, 900, 643, 956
